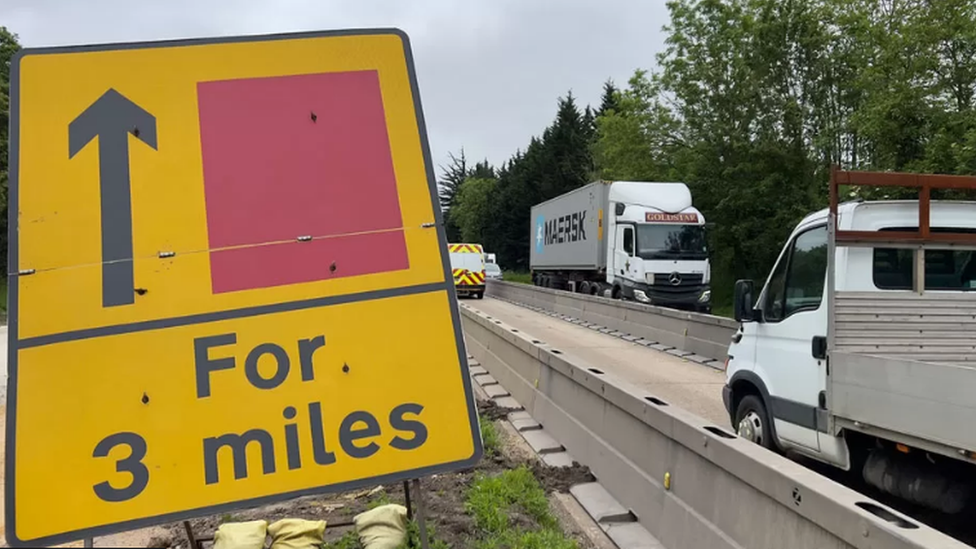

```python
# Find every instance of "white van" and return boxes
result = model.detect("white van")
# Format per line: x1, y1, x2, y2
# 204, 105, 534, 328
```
724, 167, 976, 514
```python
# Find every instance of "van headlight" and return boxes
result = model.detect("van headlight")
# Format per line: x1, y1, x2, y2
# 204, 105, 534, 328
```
698, 290, 711, 303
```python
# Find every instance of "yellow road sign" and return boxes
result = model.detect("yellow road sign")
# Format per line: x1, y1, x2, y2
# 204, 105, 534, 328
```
7, 29, 482, 546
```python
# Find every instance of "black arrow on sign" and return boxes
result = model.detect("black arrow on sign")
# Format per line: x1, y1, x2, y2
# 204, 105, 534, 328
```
69, 89, 157, 308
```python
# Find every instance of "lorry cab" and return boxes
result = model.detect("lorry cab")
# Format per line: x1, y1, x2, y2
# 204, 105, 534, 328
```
448, 243, 486, 299
724, 169, 976, 514
606, 182, 711, 312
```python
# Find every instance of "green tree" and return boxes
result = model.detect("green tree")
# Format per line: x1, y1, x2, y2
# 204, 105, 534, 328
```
451, 176, 497, 243
537, 92, 593, 199
480, 93, 596, 270
593, 70, 681, 181
469, 159, 496, 180
437, 149, 467, 241
437, 149, 468, 211
654, 0, 831, 302
597, 79, 620, 116
0, 27, 21, 272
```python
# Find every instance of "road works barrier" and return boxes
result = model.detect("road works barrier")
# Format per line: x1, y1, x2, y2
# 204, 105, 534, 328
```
459, 303, 968, 549
485, 280, 736, 364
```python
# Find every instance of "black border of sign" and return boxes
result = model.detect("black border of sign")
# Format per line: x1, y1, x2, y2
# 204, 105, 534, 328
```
6, 27, 484, 547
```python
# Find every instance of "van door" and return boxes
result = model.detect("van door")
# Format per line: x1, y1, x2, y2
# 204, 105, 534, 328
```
754, 224, 828, 452
613, 224, 636, 291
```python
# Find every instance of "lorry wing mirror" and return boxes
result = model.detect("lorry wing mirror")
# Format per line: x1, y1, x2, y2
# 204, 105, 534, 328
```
733, 279, 756, 322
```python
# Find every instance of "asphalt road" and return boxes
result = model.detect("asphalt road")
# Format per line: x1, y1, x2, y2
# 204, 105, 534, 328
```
464, 297, 730, 426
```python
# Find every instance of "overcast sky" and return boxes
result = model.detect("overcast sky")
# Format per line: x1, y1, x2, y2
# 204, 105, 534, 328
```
2, 0, 670, 172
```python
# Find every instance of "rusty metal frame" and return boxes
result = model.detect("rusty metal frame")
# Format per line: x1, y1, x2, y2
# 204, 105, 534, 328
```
829, 164, 976, 247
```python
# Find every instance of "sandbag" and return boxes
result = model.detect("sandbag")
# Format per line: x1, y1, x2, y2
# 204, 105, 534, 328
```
212, 520, 268, 549
268, 518, 327, 549
354, 504, 408, 549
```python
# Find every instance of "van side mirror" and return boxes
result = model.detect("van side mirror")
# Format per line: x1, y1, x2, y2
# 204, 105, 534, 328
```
733, 279, 756, 322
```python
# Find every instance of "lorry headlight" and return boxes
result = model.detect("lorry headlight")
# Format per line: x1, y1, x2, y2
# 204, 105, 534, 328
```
698, 290, 711, 303
634, 289, 651, 303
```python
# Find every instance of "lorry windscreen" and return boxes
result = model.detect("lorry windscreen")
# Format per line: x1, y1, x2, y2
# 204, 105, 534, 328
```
636, 224, 708, 260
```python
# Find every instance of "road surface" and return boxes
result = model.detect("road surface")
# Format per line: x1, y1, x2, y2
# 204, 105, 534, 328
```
464, 297, 729, 426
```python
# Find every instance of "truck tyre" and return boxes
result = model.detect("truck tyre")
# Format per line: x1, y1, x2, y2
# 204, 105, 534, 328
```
734, 395, 776, 451
612, 285, 622, 299
579, 281, 591, 294
475, 291, 484, 300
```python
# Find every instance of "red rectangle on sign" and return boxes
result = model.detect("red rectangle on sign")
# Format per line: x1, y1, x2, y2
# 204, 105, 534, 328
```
644, 212, 699, 223
197, 70, 408, 293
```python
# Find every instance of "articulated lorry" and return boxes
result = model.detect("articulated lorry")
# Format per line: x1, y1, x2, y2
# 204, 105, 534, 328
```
529, 181, 712, 312
725, 166, 976, 514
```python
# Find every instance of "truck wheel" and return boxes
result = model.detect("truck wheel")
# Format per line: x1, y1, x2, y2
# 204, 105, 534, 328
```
734, 395, 775, 451
612, 285, 622, 299
579, 281, 590, 294
475, 292, 484, 300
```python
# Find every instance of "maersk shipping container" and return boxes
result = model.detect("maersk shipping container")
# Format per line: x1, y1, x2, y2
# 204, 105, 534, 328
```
530, 182, 609, 271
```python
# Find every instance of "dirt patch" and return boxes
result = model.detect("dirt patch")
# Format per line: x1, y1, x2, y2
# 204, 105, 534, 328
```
153, 417, 594, 548
531, 461, 596, 493
477, 398, 510, 421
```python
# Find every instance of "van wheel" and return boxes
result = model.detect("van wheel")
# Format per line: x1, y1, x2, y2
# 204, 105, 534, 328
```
734, 395, 775, 450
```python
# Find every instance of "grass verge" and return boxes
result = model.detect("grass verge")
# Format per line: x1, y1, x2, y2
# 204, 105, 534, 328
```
502, 271, 532, 284
480, 417, 501, 457
466, 466, 578, 549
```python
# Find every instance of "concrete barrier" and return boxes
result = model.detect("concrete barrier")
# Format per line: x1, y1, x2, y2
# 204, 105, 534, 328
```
486, 280, 737, 363
460, 303, 968, 549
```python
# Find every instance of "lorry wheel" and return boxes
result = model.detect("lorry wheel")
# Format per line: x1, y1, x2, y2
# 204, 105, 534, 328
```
475, 292, 484, 300
579, 282, 590, 294
734, 395, 775, 451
